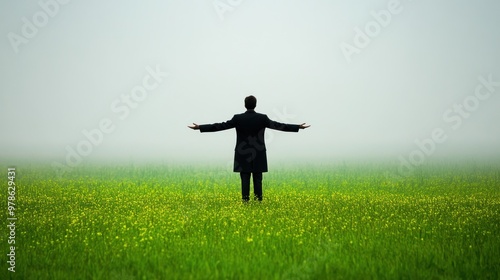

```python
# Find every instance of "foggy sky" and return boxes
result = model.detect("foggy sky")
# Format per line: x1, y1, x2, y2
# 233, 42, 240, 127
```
1, 0, 499, 168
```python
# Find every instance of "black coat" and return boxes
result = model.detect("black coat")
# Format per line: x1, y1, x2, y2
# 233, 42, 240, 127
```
199, 110, 300, 172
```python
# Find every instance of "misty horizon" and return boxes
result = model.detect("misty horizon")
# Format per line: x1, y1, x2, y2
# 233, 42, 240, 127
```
1, 1, 499, 170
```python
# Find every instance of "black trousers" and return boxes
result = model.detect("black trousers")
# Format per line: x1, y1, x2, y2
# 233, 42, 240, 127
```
240, 172, 263, 201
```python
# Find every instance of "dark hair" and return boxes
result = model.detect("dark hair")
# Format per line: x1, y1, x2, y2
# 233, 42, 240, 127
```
245, 95, 257, 109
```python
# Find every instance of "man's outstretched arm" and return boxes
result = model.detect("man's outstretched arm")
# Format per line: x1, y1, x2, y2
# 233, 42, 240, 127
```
188, 117, 236, 132
267, 117, 310, 132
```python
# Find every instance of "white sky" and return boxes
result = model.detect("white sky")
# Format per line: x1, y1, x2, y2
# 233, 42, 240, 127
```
1, 0, 499, 168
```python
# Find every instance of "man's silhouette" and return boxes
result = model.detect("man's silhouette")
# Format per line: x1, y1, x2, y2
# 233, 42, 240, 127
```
188, 95, 310, 202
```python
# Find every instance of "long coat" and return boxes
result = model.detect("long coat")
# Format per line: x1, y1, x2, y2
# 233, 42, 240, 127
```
199, 110, 300, 172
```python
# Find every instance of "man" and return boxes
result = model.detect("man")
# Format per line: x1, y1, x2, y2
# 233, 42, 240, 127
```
188, 95, 310, 202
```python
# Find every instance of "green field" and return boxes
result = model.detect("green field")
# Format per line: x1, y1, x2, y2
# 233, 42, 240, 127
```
2, 163, 500, 279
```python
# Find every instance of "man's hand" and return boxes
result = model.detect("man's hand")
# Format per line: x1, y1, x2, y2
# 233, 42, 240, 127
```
188, 123, 200, 130
299, 123, 310, 129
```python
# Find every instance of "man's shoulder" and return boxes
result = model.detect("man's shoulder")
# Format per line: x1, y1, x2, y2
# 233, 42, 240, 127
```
235, 111, 268, 118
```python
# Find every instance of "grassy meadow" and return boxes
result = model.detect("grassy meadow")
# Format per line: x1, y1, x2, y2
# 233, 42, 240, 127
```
2, 162, 500, 279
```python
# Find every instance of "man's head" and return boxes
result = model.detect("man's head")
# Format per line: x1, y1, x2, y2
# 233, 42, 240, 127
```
245, 95, 257, 110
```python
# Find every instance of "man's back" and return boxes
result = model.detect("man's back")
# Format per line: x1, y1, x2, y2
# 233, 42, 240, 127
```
232, 111, 269, 152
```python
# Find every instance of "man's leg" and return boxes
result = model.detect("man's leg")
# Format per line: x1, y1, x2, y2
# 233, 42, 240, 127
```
240, 172, 251, 201
253, 172, 263, 201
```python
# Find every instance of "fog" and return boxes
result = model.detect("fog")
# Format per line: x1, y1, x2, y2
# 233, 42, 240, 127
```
1, 0, 499, 170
